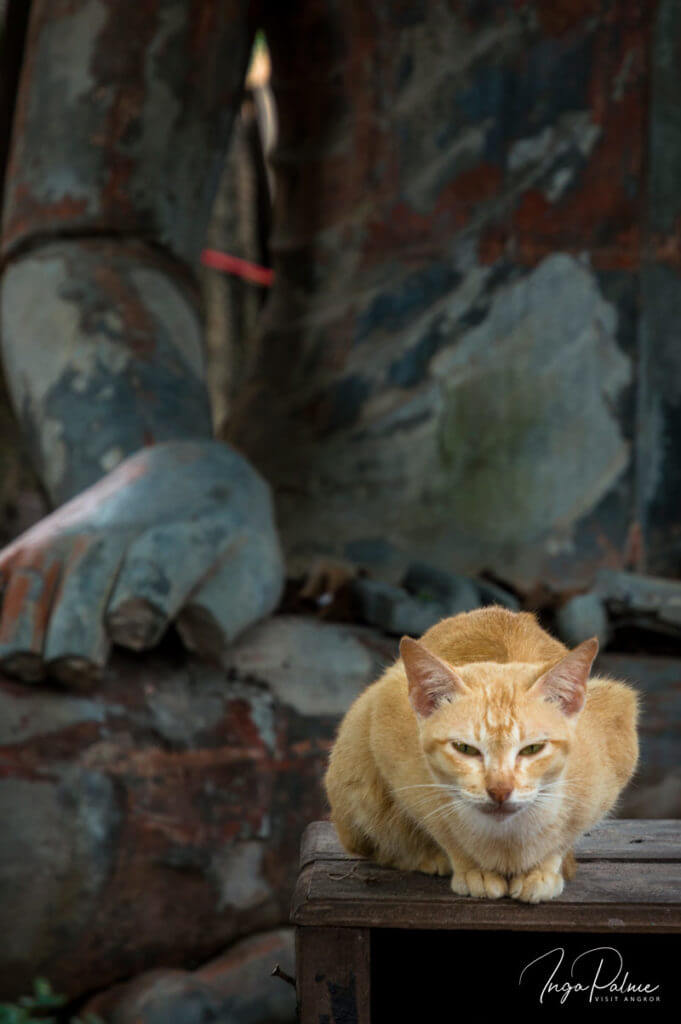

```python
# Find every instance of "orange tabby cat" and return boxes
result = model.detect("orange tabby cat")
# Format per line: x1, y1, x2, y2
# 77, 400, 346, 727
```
325, 607, 639, 902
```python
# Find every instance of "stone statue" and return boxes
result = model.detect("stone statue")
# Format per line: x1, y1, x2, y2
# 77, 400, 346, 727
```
0, 1, 284, 685
0, 0, 667, 690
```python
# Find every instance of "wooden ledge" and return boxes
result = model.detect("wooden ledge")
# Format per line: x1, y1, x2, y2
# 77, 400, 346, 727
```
292, 820, 681, 933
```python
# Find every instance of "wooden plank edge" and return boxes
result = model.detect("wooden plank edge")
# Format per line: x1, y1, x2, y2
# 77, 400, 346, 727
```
299, 821, 331, 869
291, 862, 315, 923
291, 896, 681, 933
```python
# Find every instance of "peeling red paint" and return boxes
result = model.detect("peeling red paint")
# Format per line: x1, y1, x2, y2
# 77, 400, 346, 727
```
0, 720, 102, 767
364, 167, 502, 269
0, 572, 30, 640
0, 760, 57, 782
3, 185, 89, 253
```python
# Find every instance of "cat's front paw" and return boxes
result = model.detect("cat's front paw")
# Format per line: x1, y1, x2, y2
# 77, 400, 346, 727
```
451, 868, 508, 899
509, 866, 564, 903
417, 850, 452, 876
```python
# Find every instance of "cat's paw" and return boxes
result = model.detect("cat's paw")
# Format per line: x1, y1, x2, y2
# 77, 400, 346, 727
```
417, 851, 452, 876
509, 867, 564, 903
451, 868, 508, 899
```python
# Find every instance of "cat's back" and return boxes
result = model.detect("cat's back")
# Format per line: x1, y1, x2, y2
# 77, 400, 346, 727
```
421, 606, 565, 666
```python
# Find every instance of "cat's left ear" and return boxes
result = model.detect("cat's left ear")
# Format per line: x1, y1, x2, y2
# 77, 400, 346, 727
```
400, 636, 469, 718
529, 637, 599, 717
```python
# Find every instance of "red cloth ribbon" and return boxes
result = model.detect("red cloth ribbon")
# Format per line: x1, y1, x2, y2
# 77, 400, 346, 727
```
201, 248, 274, 287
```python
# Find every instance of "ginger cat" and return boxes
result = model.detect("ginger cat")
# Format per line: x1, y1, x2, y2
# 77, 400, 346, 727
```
325, 607, 639, 902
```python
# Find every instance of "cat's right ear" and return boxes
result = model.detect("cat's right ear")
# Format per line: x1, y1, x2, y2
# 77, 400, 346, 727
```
400, 637, 468, 718
529, 636, 598, 716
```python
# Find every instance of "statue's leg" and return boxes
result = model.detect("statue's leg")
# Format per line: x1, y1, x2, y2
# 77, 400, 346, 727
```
0, 0, 284, 685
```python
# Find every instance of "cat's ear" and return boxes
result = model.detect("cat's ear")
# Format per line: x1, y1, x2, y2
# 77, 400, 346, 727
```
529, 637, 599, 716
400, 636, 468, 718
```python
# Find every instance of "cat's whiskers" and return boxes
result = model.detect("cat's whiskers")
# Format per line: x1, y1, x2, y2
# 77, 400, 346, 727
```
534, 786, 580, 809
392, 783, 458, 795
418, 793, 469, 826
418, 804, 465, 832
393, 783, 462, 818
402, 794, 458, 816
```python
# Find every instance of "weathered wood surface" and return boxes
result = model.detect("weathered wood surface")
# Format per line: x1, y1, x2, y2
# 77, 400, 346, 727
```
300, 820, 681, 868
293, 821, 681, 933
296, 927, 370, 1024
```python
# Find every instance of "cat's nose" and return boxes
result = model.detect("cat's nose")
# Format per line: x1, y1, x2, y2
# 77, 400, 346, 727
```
486, 785, 513, 805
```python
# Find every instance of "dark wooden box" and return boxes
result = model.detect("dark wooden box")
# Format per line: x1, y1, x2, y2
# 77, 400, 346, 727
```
292, 820, 681, 1021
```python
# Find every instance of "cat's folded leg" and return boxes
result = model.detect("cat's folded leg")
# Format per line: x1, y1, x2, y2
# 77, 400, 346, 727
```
413, 849, 451, 876
423, 823, 508, 897
334, 818, 376, 860
451, 868, 508, 899
509, 853, 565, 903
561, 849, 577, 880
446, 848, 508, 899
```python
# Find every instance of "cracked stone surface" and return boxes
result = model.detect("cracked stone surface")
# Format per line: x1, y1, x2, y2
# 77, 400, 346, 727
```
0, 616, 395, 999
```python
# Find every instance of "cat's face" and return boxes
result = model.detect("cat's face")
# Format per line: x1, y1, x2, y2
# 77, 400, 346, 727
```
400, 635, 598, 826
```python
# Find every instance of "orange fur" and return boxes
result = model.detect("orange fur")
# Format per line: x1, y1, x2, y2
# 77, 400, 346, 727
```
325, 607, 639, 902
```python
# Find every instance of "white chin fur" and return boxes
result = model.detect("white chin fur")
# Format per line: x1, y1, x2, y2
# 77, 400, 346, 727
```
477, 805, 528, 827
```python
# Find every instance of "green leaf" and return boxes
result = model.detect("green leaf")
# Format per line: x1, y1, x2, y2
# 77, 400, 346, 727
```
0, 1006, 28, 1024
18, 978, 65, 1011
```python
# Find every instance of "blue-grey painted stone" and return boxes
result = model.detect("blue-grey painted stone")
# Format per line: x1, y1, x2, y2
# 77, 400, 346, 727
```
402, 562, 481, 614
595, 569, 681, 633
0, 441, 284, 685
85, 928, 296, 1024
177, 529, 285, 662
475, 578, 520, 612
0, 565, 56, 681
1, 240, 212, 505
555, 592, 610, 649
107, 512, 243, 649
2, 0, 251, 266
237, 254, 633, 594
0, 615, 392, 997
351, 577, 447, 637
0, 770, 120, 969
45, 533, 129, 682
222, 615, 396, 718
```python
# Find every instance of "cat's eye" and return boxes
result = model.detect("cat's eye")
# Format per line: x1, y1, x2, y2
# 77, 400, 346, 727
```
452, 741, 481, 756
519, 742, 546, 756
